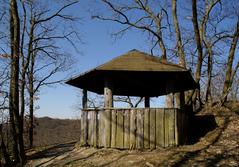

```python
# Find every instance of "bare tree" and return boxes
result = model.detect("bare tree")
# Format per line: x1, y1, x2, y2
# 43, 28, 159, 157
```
94, 0, 239, 110
9, 0, 26, 165
18, 0, 80, 148
94, 0, 170, 59
172, 0, 186, 68
222, 21, 239, 103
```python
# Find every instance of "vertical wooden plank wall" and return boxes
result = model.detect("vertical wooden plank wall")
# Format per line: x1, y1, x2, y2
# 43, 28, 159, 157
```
124, 110, 130, 148
80, 111, 88, 146
164, 109, 169, 147
168, 109, 175, 146
130, 109, 136, 149
116, 110, 124, 148
136, 109, 144, 149
156, 108, 164, 147
111, 110, 116, 148
143, 108, 150, 148
93, 111, 98, 147
98, 110, 103, 147
105, 109, 111, 147
81, 108, 185, 149
149, 109, 156, 149
88, 111, 93, 146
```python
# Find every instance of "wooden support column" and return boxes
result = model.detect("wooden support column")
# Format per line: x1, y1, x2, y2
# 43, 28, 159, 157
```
166, 80, 174, 108
145, 96, 150, 108
80, 89, 88, 146
104, 79, 114, 108
175, 91, 185, 109
103, 78, 113, 147
82, 89, 87, 109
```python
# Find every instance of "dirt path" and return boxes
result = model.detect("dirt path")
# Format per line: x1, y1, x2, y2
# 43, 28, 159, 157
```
26, 142, 76, 167
26, 110, 239, 167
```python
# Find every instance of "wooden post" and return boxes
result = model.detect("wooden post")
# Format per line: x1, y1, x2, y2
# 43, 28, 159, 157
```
149, 109, 156, 149
82, 89, 87, 109
130, 109, 136, 149
116, 110, 124, 148
175, 91, 185, 109
103, 79, 113, 148
136, 109, 144, 149
80, 89, 88, 146
143, 108, 150, 148
180, 91, 185, 109
166, 80, 174, 108
175, 109, 179, 146
156, 108, 164, 147
93, 111, 98, 147
168, 109, 175, 146
164, 108, 169, 147
111, 110, 117, 148
104, 79, 113, 108
145, 96, 150, 108
104, 109, 111, 148
99, 109, 111, 147
124, 110, 130, 149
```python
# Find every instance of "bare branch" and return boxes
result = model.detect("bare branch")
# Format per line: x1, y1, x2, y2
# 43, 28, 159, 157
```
34, 1, 79, 25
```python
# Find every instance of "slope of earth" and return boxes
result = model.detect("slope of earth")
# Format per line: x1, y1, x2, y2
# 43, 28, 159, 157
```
26, 104, 239, 167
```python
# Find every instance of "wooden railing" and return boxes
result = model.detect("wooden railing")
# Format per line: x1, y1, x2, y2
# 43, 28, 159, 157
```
80, 108, 188, 149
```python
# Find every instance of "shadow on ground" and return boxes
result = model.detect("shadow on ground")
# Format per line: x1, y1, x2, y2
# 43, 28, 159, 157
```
188, 114, 218, 144
28, 142, 76, 160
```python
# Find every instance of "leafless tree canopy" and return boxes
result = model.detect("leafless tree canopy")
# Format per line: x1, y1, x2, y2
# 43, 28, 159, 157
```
93, 0, 239, 106
0, 0, 81, 165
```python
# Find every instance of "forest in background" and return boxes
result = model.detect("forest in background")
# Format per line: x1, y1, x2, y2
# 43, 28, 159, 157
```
0, 0, 239, 166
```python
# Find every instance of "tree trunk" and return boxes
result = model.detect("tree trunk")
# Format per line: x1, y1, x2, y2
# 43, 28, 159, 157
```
9, 0, 25, 165
19, 1, 33, 147
29, 85, 34, 148
172, 0, 186, 67
191, 0, 203, 109
172, 0, 187, 109
29, 53, 35, 149
0, 125, 11, 167
222, 21, 239, 102
205, 46, 213, 104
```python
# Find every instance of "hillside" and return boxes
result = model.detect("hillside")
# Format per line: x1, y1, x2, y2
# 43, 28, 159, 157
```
32, 117, 81, 147
26, 104, 239, 167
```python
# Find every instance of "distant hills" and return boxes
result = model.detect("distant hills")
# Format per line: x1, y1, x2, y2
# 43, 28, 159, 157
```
33, 117, 81, 147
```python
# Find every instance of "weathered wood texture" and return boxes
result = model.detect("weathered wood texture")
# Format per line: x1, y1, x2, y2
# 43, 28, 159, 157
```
104, 79, 113, 108
82, 108, 187, 149
80, 111, 88, 146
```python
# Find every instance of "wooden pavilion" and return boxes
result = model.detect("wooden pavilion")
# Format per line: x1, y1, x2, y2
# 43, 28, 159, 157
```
66, 50, 197, 149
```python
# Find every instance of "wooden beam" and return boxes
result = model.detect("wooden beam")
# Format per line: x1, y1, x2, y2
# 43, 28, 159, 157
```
180, 91, 185, 109
104, 79, 113, 108
145, 96, 150, 108
82, 89, 87, 109
166, 80, 174, 108
175, 91, 185, 109
80, 89, 88, 146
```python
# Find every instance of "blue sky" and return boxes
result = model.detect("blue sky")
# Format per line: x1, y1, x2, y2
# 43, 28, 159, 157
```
34, 0, 239, 118
35, 1, 156, 119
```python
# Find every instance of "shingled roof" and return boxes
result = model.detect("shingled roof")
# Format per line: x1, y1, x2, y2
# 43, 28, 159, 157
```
66, 50, 197, 97
95, 49, 187, 72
